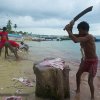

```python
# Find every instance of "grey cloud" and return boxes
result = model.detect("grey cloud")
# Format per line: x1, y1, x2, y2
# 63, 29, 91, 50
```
0, 0, 94, 19
0, 0, 100, 28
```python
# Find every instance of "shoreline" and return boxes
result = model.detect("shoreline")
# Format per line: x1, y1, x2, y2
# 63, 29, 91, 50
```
0, 42, 100, 100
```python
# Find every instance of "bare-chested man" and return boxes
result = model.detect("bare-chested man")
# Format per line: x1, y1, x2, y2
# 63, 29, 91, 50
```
64, 21, 98, 100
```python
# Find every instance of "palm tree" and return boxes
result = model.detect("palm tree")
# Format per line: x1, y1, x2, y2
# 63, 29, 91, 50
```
14, 24, 17, 33
6, 20, 12, 32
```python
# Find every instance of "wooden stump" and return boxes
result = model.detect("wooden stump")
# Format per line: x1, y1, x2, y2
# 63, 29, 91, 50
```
33, 60, 70, 100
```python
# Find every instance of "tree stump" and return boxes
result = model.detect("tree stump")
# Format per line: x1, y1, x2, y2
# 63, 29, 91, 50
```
33, 59, 70, 100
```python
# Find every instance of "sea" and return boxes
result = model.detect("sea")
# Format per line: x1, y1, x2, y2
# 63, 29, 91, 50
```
28, 38, 100, 64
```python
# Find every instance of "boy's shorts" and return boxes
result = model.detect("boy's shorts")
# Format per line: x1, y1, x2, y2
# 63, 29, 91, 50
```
80, 57, 98, 77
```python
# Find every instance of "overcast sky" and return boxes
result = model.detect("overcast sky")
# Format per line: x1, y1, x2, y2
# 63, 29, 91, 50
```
0, 0, 100, 35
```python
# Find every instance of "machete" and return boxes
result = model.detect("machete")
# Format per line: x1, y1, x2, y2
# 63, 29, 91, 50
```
64, 6, 93, 30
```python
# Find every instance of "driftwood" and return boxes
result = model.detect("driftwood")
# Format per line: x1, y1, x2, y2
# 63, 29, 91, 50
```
33, 61, 70, 100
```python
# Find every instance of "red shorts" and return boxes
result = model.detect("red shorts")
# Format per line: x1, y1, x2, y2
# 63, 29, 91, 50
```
80, 57, 98, 77
8, 40, 19, 48
0, 42, 5, 48
0, 40, 19, 49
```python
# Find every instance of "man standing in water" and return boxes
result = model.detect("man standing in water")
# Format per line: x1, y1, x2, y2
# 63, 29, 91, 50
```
64, 21, 98, 100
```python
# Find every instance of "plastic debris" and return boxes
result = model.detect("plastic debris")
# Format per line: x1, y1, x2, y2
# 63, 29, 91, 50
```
2, 96, 22, 100
12, 77, 33, 87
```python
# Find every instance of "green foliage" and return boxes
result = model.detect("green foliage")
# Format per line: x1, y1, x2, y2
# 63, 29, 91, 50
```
6, 20, 29, 35
23, 32, 28, 35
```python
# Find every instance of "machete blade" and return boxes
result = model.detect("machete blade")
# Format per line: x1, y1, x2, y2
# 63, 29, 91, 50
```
73, 6, 93, 22
63, 6, 93, 30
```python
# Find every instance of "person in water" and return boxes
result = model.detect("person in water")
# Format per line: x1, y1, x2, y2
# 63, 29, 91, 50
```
64, 21, 98, 100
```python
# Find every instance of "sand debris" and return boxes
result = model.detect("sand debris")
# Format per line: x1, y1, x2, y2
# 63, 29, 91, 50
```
12, 77, 33, 87
2, 96, 22, 100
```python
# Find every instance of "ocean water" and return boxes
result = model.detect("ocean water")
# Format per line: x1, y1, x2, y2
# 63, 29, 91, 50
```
28, 40, 100, 63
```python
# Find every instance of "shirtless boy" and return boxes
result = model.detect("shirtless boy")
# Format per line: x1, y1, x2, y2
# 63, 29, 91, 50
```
64, 21, 98, 100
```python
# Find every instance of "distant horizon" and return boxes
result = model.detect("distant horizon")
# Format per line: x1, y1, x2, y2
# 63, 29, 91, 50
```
16, 26, 100, 36
0, 26, 100, 36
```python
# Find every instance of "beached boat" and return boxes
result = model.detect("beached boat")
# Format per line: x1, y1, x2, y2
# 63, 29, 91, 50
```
32, 37, 46, 42
8, 33, 23, 42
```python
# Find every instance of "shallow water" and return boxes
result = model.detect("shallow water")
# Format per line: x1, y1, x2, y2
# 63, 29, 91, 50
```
0, 41, 100, 100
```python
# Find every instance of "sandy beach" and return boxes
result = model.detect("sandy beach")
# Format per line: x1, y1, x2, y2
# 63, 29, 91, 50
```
0, 41, 100, 100
0, 49, 35, 100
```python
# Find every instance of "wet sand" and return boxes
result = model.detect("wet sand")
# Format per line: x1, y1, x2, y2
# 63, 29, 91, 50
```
0, 50, 35, 100
68, 63, 100, 100
0, 48, 100, 100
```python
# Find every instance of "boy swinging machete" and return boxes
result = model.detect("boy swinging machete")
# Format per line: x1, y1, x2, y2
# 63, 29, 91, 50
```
64, 6, 98, 100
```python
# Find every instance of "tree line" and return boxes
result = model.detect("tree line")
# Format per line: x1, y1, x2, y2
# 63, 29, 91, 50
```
6, 20, 29, 35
